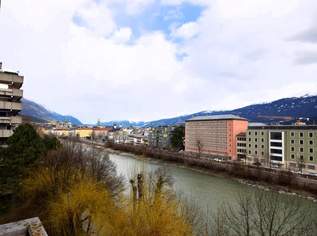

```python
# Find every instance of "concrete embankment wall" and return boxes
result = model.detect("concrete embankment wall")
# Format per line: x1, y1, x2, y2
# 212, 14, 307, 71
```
103, 142, 317, 196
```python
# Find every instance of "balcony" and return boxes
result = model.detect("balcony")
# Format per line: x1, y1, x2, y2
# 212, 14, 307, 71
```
0, 88, 23, 99
0, 116, 22, 124
0, 129, 13, 138
0, 72, 23, 89
0, 101, 22, 110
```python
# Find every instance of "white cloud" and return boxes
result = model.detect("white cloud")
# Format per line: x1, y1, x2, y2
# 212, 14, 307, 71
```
173, 21, 199, 39
1, 0, 317, 123
111, 27, 133, 43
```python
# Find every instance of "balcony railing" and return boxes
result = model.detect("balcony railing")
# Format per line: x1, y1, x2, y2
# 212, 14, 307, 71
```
0, 116, 22, 124
0, 101, 22, 110
0, 72, 23, 88
0, 88, 23, 98
0, 129, 13, 137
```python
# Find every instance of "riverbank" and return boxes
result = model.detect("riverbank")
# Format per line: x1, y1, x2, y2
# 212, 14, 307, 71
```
79, 139, 317, 200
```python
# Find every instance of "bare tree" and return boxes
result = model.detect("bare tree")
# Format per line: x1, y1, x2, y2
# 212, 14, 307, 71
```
196, 139, 203, 158
213, 190, 316, 236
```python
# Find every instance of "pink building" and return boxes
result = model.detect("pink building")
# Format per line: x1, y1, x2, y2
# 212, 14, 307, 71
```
185, 115, 248, 160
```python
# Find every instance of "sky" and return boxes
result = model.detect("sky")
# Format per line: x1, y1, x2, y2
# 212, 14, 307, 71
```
1, 0, 317, 123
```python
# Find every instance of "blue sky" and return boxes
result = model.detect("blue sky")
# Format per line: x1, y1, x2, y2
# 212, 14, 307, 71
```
73, 1, 205, 41
1, 0, 317, 123
112, 2, 204, 39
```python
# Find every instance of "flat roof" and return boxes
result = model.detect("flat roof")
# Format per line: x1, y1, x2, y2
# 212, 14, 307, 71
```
186, 114, 247, 122
248, 125, 317, 130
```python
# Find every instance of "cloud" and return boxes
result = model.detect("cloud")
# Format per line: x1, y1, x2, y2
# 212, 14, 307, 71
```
294, 51, 317, 65
1, 0, 317, 123
291, 27, 317, 43
173, 21, 199, 39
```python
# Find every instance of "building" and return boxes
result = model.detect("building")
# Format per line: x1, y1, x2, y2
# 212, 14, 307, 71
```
246, 125, 317, 173
92, 127, 112, 140
236, 133, 247, 160
75, 127, 93, 138
185, 115, 248, 160
0, 217, 47, 236
0, 69, 23, 144
148, 126, 175, 149
127, 134, 147, 145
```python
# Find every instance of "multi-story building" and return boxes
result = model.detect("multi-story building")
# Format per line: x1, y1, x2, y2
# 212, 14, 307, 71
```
236, 133, 247, 160
246, 125, 317, 173
0, 69, 23, 144
185, 115, 248, 160
148, 126, 175, 149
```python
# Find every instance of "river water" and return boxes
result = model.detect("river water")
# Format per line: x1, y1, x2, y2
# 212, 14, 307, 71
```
108, 152, 317, 215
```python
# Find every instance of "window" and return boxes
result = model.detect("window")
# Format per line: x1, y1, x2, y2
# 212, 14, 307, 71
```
291, 147, 294, 151
255, 144, 258, 148
261, 138, 264, 142
310, 140, 313, 145
291, 154, 295, 159
249, 151, 251, 154
308, 165, 315, 170
255, 138, 257, 142
261, 152, 264, 156
300, 140, 304, 145
300, 132, 304, 137
309, 132, 313, 138
291, 140, 294, 144
249, 138, 251, 142
271, 149, 282, 154
255, 151, 258, 155
262, 145, 264, 148
249, 144, 251, 147
271, 142, 282, 147
249, 131, 251, 135
255, 132, 257, 136
300, 148, 304, 152
291, 132, 294, 137
261, 132, 264, 135
271, 132, 282, 140
300, 155, 304, 160
310, 148, 314, 153
310, 156, 314, 161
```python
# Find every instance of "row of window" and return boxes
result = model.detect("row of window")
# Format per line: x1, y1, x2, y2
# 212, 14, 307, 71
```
248, 131, 265, 136
290, 147, 314, 153
249, 144, 265, 148
248, 152, 315, 162
291, 132, 315, 137
290, 154, 314, 161
249, 131, 316, 137
290, 139, 314, 145
247, 139, 314, 145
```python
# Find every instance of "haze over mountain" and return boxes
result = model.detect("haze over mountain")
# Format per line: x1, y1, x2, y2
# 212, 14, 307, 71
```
101, 95, 317, 127
21, 98, 82, 125
22, 95, 317, 127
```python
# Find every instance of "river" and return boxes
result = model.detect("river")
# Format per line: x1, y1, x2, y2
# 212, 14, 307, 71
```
108, 151, 317, 215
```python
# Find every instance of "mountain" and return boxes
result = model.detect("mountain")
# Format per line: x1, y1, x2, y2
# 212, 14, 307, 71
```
102, 95, 317, 127
99, 120, 146, 128
21, 98, 82, 125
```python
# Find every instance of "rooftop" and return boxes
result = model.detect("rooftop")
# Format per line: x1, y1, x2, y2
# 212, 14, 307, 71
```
249, 125, 317, 130
186, 114, 247, 122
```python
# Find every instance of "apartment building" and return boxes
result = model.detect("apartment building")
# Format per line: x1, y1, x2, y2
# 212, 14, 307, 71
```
148, 126, 175, 149
246, 125, 317, 173
185, 115, 248, 160
0, 69, 23, 144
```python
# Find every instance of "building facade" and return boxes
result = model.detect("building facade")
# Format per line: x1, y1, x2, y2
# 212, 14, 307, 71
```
246, 125, 317, 173
185, 115, 248, 160
0, 70, 23, 144
148, 126, 175, 149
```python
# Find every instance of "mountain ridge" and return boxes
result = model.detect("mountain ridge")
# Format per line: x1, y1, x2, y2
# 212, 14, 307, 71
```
100, 95, 317, 127
21, 98, 82, 125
